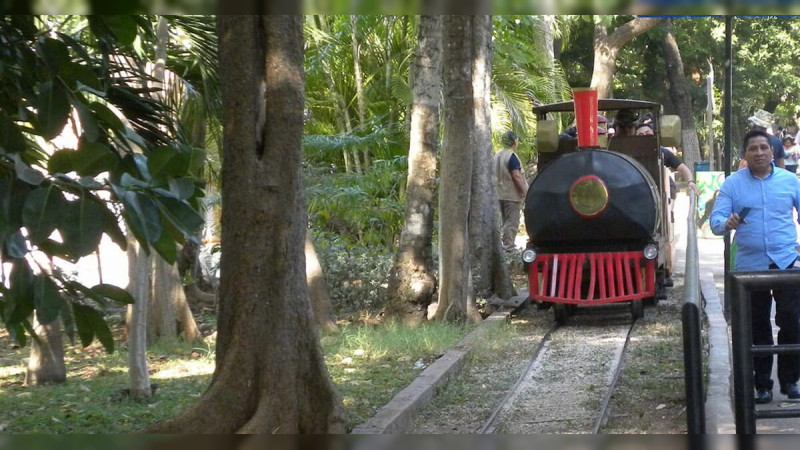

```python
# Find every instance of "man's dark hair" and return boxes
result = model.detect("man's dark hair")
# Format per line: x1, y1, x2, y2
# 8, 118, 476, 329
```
615, 108, 638, 126
742, 129, 770, 151
501, 130, 518, 147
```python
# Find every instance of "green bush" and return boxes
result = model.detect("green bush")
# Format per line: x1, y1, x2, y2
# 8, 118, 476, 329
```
314, 231, 395, 318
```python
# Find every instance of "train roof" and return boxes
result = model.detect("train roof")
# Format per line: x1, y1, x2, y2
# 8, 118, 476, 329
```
533, 99, 660, 115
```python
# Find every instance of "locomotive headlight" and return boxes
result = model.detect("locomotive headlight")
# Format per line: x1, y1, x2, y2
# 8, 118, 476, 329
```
643, 244, 658, 260
568, 175, 609, 218
522, 248, 537, 263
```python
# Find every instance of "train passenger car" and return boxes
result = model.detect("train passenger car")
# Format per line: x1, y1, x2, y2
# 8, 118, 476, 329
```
523, 99, 681, 323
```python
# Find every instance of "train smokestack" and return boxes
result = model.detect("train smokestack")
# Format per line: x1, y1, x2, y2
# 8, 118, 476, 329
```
573, 88, 599, 147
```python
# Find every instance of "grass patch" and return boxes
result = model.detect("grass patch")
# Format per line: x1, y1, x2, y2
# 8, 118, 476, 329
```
321, 320, 473, 429
0, 335, 215, 433
0, 317, 472, 433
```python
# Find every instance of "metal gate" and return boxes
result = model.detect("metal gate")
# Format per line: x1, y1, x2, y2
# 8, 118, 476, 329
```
728, 271, 800, 434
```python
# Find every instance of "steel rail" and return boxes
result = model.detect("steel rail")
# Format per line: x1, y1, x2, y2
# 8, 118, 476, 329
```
591, 320, 636, 434
478, 323, 559, 434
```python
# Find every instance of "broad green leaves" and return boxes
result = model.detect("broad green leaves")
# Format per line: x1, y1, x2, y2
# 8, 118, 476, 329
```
73, 304, 114, 352
33, 275, 63, 325
48, 142, 119, 177
22, 188, 118, 261
36, 81, 71, 140
0, 15, 205, 351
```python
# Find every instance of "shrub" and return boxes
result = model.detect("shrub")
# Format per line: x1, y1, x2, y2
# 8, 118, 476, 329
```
314, 231, 395, 319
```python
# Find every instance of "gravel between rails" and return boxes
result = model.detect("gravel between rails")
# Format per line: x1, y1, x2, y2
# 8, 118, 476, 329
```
407, 278, 690, 434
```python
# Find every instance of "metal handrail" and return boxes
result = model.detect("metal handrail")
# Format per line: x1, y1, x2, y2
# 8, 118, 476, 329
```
729, 270, 800, 434
683, 188, 706, 434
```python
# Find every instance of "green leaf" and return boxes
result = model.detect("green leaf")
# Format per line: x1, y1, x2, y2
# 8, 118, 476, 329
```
99, 205, 127, 251
36, 81, 71, 140
156, 197, 204, 241
72, 303, 114, 352
33, 274, 63, 324
112, 184, 162, 246
77, 176, 103, 189
102, 16, 138, 46
74, 142, 118, 177
22, 187, 64, 243
0, 176, 31, 235
3, 231, 28, 259
90, 283, 134, 305
74, 101, 100, 142
59, 196, 107, 258
148, 146, 189, 179
168, 177, 195, 200
61, 62, 104, 94
60, 297, 76, 345
0, 113, 28, 153
11, 153, 45, 186
48, 149, 76, 174
151, 228, 177, 264
90, 102, 124, 132
36, 239, 74, 263
132, 154, 152, 182
6, 260, 34, 325
37, 37, 70, 72
119, 172, 149, 188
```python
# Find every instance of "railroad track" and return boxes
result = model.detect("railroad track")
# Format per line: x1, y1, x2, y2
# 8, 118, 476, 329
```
479, 308, 637, 434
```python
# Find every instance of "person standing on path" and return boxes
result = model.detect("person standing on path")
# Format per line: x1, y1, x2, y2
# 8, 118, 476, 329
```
493, 131, 528, 252
710, 129, 800, 404
782, 135, 799, 174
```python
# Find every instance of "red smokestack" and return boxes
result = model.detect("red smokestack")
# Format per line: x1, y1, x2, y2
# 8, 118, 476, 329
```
573, 88, 599, 147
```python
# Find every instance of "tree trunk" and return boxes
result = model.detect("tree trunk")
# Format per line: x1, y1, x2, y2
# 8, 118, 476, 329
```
384, 15, 441, 325
145, 15, 345, 433
349, 16, 367, 173
151, 256, 202, 342
663, 19, 702, 170
590, 17, 664, 99
127, 236, 152, 399
385, 16, 396, 124
139, 16, 201, 345
435, 15, 475, 322
306, 233, 336, 331
25, 313, 66, 385
468, 15, 516, 309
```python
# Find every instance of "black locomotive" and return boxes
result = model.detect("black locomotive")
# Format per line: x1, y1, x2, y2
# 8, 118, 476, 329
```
522, 99, 680, 323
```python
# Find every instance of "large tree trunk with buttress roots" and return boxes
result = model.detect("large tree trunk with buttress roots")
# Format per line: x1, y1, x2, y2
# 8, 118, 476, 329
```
468, 15, 516, 309
384, 15, 441, 324
144, 15, 345, 433
435, 15, 475, 322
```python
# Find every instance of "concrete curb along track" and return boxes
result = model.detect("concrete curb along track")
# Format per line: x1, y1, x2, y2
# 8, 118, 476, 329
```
351, 296, 527, 434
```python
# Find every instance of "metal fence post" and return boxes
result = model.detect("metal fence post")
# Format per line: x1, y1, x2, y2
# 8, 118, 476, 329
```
729, 277, 756, 434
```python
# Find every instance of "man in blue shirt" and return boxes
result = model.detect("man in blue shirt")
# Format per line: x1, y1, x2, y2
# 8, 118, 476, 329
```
711, 129, 800, 404
745, 109, 786, 169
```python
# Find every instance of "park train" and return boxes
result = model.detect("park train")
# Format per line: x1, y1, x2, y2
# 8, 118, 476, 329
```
521, 98, 683, 323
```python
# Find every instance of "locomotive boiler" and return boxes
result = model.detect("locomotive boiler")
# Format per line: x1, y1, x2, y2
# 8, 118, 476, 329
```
522, 98, 681, 323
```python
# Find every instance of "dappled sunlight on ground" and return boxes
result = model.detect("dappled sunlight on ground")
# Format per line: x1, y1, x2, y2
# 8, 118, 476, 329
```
151, 360, 215, 380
